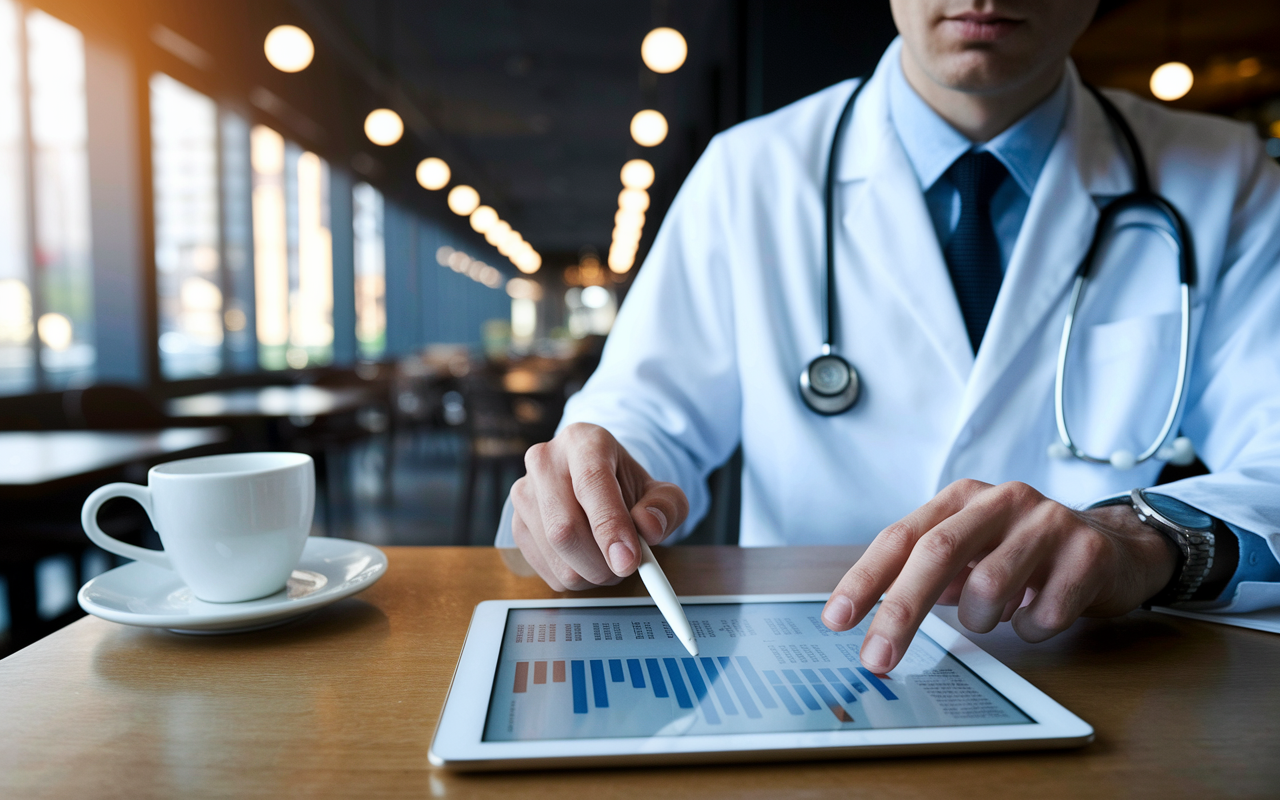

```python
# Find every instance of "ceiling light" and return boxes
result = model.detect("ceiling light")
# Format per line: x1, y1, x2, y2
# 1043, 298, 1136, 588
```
416, 157, 450, 190
612, 227, 641, 245
615, 208, 645, 230
630, 110, 668, 147
514, 251, 542, 274
607, 249, 634, 274
364, 108, 404, 145
447, 185, 480, 216
620, 159, 655, 189
641, 27, 687, 74
469, 205, 498, 233
485, 220, 511, 246
618, 188, 650, 212
264, 25, 314, 73
1150, 62, 1193, 101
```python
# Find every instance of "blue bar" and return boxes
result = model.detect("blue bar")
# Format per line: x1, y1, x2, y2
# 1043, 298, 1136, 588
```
771, 682, 805, 715
735, 656, 778, 710
700, 658, 739, 715
809, 681, 843, 711
647, 658, 669, 698
681, 658, 721, 724
718, 657, 762, 718
764, 669, 783, 685
839, 667, 870, 693
820, 668, 858, 703
571, 660, 587, 714
791, 683, 822, 711
589, 660, 609, 708
782, 669, 803, 685
857, 667, 899, 701
663, 658, 693, 708
628, 658, 646, 689
609, 659, 625, 683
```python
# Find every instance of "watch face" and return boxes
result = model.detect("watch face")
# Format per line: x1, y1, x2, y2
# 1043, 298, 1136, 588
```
1143, 492, 1213, 531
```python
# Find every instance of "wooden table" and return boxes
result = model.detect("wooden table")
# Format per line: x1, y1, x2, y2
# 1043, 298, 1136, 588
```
2, 546, 1277, 799
0, 428, 227, 490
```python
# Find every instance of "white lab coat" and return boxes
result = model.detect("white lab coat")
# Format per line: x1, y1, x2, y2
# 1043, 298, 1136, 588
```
512, 49, 1280, 612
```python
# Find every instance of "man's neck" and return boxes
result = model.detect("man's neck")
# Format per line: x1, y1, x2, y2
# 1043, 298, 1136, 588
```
900, 48, 1065, 143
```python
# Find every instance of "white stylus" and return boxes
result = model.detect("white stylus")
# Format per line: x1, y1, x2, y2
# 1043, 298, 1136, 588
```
636, 538, 699, 657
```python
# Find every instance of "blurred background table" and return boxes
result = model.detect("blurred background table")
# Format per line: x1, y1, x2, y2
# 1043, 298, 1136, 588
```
0, 428, 226, 493
2, 545, 1277, 799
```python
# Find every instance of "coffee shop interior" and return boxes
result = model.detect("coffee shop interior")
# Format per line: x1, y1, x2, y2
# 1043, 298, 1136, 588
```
1, 0, 1278, 660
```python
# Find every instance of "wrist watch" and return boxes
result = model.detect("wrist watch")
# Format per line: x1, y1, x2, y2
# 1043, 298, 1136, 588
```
1093, 489, 1217, 606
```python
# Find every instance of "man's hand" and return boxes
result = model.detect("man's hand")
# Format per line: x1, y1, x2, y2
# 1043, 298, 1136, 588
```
822, 480, 1177, 673
511, 423, 690, 591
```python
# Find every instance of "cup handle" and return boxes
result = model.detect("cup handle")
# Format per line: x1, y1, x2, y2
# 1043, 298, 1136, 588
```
80, 483, 171, 570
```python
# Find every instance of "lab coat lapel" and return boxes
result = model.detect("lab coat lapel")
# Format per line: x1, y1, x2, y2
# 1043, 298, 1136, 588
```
955, 74, 1127, 423
840, 78, 974, 388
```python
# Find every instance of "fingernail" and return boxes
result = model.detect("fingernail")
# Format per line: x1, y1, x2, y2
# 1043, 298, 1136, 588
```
822, 595, 854, 628
646, 506, 668, 536
608, 541, 634, 574
861, 634, 892, 671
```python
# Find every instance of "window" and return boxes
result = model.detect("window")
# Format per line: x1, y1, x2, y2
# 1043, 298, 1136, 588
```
353, 181, 385, 360
0, 3, 94, 394
150, 73, 222, 378
250, 124, 334, 370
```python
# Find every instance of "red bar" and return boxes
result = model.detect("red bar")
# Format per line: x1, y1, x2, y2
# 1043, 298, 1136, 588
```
828, 705, 854, 723
533, 661, 548, 684
873, 673, 892, 681
553, 660, 566, 682
513, 661, 529, 693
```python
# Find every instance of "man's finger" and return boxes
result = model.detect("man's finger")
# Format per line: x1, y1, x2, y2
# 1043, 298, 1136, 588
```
1011, 535, 1106, 642
956, 523, 1056, 633
511, 510, 566, 592
565, 446, 644, 576
629, 481, 689, 545
860, 496, 1013, 671
823, 479, 989, 632
524, 445, 615, 585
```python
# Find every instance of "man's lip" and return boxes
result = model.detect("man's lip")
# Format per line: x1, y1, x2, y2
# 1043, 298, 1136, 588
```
941, 13, 1022, 41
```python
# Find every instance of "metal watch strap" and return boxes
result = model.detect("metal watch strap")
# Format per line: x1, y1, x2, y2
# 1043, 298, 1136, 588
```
1129, 489, 1215, 606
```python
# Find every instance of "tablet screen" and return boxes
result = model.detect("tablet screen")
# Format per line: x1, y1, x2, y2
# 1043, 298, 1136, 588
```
482, 601, 1031, 742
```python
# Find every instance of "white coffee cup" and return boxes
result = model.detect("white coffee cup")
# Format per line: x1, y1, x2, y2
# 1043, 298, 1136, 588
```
81, 452, 315, 603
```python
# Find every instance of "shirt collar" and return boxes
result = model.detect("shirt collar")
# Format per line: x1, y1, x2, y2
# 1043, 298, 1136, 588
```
887, 39, 1070, 197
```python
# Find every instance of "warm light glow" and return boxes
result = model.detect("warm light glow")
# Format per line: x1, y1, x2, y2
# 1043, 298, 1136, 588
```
618, 188, 650, 212
608, 248, 634, 273
469, 205, 498, 233
641, 27, 687, 74
615, 208, 645, 230
630, 109, 668, 147
364, 108, 404, 146
612, 228, 641, 247
447, 185, 480, 215
620, 158, 655, 189
416, 157, 450, 190
1150, 62, 1193, 101
37, 312, 73, 351
1238, 57, 1262, 78
514, 250, 542, 274
264, 25, 314, 73
1270, 120, 1280, 139
484, 219, 511, 246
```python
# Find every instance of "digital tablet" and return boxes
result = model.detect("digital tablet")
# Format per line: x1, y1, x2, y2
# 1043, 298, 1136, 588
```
429, 594, 1093, 770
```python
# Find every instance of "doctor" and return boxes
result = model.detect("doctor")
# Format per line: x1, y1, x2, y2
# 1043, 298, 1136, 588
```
498, 0, 1280, 674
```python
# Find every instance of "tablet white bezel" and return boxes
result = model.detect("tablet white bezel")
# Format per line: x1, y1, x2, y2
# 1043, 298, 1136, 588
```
429, 594, 1093, 770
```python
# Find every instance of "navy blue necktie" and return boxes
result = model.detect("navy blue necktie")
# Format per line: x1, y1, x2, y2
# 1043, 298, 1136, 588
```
944, 151, 1008, 352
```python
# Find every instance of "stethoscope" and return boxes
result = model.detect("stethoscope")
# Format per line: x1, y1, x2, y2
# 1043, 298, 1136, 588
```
799, 77, 1198, 470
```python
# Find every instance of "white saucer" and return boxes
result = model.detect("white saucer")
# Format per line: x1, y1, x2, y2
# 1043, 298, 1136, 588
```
78, 537, 387, 634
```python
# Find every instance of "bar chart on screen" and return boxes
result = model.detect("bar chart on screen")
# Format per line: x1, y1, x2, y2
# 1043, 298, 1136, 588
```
482, 602, 1031, 741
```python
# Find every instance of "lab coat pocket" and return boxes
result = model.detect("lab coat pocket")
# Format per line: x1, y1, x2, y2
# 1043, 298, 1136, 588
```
1064, 311, 1182, 458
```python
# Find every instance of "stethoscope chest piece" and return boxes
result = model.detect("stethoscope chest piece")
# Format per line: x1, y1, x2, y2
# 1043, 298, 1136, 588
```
800, 349, 860, 415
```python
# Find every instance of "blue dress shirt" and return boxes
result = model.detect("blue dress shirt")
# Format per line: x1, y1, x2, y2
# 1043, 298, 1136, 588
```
885, 55, 1280, 605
